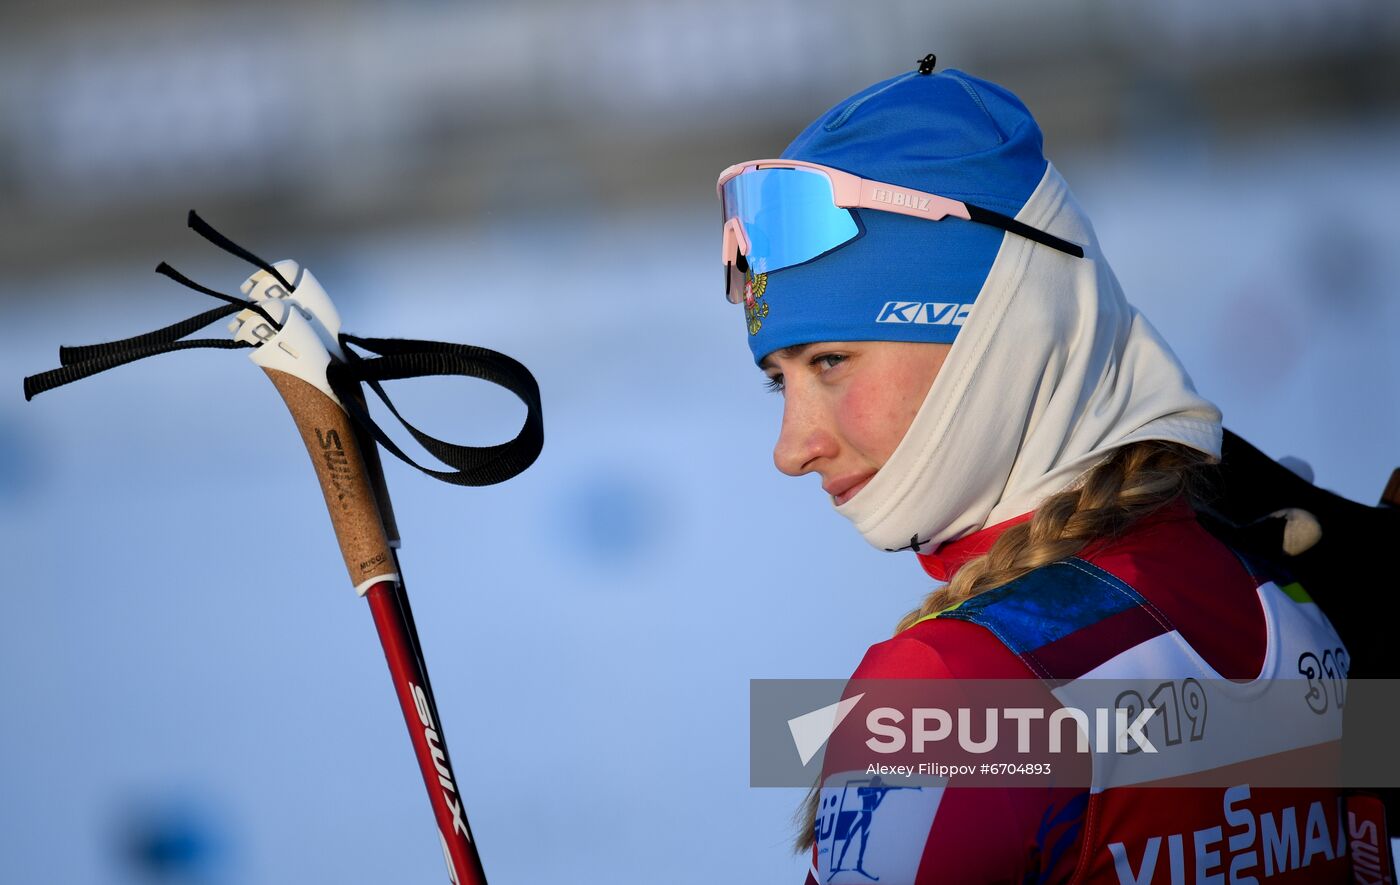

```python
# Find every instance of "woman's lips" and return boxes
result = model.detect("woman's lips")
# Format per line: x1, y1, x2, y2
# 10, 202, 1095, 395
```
830, 474, 874, 506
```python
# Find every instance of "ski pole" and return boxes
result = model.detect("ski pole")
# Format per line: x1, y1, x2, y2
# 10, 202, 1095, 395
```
248, 301, 485, 883
23, 213, 544, 884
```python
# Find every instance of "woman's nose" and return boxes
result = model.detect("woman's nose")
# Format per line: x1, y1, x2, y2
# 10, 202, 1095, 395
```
773, 391, 837, 477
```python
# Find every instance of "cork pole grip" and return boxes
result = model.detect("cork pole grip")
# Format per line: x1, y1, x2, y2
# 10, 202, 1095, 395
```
349, 394, 401, 546
263, 367, 396, 589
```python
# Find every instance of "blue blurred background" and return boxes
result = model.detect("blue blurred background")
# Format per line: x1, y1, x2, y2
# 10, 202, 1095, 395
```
3, 2, 1397, 882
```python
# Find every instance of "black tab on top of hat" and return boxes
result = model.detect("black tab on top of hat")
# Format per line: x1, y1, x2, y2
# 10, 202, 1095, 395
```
917, 53, 937, 75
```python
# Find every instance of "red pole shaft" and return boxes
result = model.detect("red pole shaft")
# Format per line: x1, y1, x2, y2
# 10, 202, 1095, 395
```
365, 579, 487, 885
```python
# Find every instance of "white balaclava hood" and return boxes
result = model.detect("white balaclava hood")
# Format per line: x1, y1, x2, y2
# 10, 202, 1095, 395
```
834, 163, 1223, 554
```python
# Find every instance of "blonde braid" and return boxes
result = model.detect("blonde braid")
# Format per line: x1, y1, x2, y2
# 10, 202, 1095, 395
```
793, 440, 1217, 853
894, 440, 1216, 633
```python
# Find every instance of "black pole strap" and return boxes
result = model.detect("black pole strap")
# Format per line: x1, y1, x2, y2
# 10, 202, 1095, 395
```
24, 338, 253, 401
23, 213, 545, 489
23, 254, 276, 398
58, 302, 248, 366
155, 262, 281, 330
186, 210, 294, 292
328, 333, 544, 487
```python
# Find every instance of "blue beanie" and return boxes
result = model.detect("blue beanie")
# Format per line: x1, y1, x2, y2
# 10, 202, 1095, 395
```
745, 66, 1049, 363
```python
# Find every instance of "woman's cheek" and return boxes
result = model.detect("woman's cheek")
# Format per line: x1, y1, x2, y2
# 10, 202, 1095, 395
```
836, 377, 906, 463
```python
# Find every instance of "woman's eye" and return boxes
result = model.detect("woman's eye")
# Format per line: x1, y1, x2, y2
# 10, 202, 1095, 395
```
763, 374, 785, 394
813, 353, 847, 372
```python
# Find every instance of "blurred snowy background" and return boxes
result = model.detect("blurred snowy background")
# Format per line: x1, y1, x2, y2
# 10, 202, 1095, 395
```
2, 1, 1397, 882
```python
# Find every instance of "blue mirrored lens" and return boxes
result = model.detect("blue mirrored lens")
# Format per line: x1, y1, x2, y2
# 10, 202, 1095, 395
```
722, 168, 858, 275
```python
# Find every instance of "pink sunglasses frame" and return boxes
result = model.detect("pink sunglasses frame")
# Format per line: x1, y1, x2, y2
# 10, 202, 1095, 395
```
718, 159, 971, 283
716, 157, 1082, 303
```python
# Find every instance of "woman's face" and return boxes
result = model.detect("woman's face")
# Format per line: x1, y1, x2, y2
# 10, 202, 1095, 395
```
760, 340, 952, 505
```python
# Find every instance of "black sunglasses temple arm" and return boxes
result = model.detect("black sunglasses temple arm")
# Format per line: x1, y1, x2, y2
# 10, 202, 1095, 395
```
965, 203, 1085, 259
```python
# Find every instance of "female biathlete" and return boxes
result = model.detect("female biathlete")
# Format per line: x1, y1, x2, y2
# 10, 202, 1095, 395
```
717, 60, 1367, 883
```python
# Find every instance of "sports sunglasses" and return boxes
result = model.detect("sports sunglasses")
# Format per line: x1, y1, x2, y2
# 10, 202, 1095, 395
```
716, 158, 1084, 303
